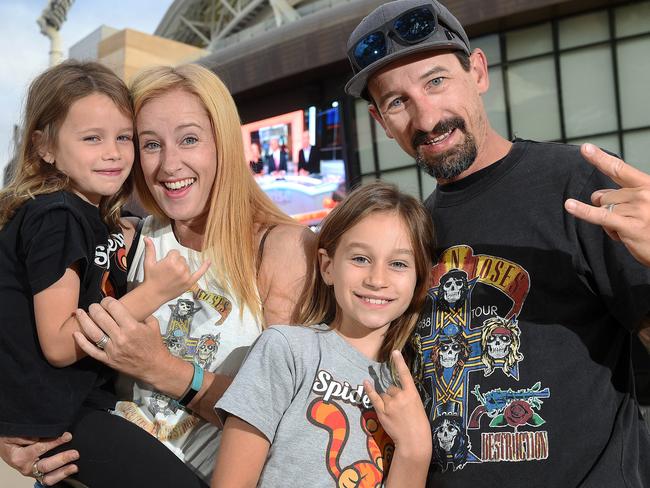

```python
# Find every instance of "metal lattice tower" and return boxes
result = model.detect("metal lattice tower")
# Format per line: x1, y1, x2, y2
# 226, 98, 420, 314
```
37, 0, 75, 65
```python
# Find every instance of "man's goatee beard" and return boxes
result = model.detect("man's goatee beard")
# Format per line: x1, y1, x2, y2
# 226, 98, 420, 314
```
413, 118, 477, 180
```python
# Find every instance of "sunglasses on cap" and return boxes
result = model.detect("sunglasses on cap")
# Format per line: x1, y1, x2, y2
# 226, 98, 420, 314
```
349, 5, 439, 71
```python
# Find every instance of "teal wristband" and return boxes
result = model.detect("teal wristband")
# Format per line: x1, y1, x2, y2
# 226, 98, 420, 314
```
179, 362, 204, 408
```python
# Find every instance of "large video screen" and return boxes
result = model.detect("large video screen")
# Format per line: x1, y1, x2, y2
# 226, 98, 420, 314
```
241, 103, 347, 226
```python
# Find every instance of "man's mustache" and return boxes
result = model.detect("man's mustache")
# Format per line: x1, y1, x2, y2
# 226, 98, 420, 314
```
412, 117, 467, 150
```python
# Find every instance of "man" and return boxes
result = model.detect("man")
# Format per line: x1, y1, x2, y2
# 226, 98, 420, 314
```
345, 1, 650, 486
265, 138, 288, 175
297, 130, 321, 175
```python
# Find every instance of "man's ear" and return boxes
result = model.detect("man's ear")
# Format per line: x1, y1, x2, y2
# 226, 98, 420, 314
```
318, 248, 334, 285
32, 130, 54, 164
368, 103, 394, 140
469, 48, 490, 95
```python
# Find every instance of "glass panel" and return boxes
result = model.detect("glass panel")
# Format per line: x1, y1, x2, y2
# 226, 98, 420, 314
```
559, 11, 609, 49
623, 130, 650, 172
420, 168, 437, 199
508, 56, 562, 141
361, 174, 379, 186
472, 34, 501, 64
567, 134, 620, 158
506, 23, 552, 60
375, 124, 414, 170
354, 99, 376, 174
616, 1, 650, 37
618, 37, 650, 129
560, 46, 616, 138
484, 67, 509, 139
380, 168, 420, 198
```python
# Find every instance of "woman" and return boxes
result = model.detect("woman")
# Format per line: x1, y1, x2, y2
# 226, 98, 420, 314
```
0, 64, 312, 486
248, 141, 264, 174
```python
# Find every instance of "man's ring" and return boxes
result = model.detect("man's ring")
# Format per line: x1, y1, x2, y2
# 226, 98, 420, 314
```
95, 334, 109, 350
606, 203, 616, 213
32, 460, 45, 484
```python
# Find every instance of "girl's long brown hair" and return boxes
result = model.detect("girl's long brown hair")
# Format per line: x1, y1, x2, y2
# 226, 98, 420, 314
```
293, 181, 435, 363
0, 60, 134, 230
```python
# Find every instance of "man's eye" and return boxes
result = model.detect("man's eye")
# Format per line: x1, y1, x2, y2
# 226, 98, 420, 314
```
388, 98, 403, 109
430, 77, 444, 87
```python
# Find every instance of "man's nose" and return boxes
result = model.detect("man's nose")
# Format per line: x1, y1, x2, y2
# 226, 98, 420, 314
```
410, 96, 440, 134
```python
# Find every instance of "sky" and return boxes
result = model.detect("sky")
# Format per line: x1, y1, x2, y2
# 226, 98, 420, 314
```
0, 0, 175, 179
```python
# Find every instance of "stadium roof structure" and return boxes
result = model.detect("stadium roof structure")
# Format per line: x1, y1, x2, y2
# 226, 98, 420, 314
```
154, 0, 383, 100
155, 0, 342, 51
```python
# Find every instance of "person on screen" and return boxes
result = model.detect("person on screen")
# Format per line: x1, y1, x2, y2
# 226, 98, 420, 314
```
265, 138, 287, 175
298, 130, 321, 175
249, 141, 264, 174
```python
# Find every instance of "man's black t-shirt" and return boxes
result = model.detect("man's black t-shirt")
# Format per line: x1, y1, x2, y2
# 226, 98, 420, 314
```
0, 191, 127, 437
418, 140, 650, 487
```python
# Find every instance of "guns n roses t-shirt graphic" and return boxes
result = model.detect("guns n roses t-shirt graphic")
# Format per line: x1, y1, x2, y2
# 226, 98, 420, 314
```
414, 245, 550, 472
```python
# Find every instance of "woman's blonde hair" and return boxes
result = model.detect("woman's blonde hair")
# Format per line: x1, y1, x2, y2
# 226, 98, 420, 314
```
294, 182, 435, 363
130, 64, 295, 321
0, 60, 133, 230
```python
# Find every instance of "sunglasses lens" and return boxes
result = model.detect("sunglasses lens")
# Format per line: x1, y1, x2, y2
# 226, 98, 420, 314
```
354, 32, 387, 69
393, 7, 436, 43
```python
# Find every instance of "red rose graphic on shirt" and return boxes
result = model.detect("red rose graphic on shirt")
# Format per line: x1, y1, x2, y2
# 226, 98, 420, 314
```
504, 400, 533, 427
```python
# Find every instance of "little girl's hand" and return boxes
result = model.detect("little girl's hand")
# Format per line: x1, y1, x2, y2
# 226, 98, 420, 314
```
364, 350, 432, 459
142, 237, 211, 302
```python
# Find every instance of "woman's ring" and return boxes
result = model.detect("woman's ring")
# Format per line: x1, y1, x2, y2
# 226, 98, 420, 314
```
95, 334, 109, 350
605, 203, 616, 213
32, 460, 45, 484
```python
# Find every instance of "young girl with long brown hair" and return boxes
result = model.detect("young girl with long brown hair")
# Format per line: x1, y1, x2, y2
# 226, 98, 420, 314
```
212, 181, 434, 487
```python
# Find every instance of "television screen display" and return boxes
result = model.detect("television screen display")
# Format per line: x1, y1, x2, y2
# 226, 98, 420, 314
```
242, 103, 347, 226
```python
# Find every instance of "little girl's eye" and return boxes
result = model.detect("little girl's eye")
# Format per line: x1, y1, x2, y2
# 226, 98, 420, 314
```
391, 261, 409, 269
117, 134, 133, 142
84, 135, 100, 142
352, 256, 369, 264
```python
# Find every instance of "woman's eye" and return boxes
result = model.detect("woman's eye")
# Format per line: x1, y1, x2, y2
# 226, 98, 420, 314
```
143, 141, 160, 150
182, 136, 198, 145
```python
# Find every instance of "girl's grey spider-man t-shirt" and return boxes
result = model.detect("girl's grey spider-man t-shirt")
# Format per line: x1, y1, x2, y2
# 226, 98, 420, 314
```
215, 324, 396, 487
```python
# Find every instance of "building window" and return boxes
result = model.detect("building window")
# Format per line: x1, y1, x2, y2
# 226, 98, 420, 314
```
617, 37, 650, 131
560, 46, 616, 138
354, 98, 376, 176
508, 56, 562, 141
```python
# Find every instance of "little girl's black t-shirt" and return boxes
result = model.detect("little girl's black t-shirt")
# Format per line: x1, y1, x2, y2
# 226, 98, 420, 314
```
0, 191, 126, 437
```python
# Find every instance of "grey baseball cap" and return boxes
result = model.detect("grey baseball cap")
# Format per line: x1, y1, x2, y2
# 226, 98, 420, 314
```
345, 0, 470, 99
